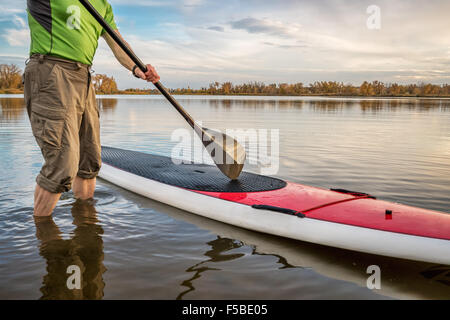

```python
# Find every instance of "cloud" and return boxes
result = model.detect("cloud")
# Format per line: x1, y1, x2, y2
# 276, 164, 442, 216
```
182, 0, 205, 7
109, 0, 205, 7
230, 18, 300, 38
0, 2, 26, 24
207, 26, 224, 32
86, 0, 450, 87
0, 2, 29, 47
2, 0, 449, 88
263, 41, 307, 49
12, 15, 26, 28
108, 0, 173, 6
0, 1, 26, 12
3, 28, 29, 47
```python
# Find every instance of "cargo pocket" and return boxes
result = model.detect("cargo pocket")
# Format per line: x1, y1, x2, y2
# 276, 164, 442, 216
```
30, 110, 66, 150
30, 85, 68, 150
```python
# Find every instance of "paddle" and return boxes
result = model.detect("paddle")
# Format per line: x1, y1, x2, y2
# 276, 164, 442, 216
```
78, 0, 246, 180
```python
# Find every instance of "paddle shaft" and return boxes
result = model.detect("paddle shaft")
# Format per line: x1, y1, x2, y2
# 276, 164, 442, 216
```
79, 0, 247, 180
78, 0, 196, 128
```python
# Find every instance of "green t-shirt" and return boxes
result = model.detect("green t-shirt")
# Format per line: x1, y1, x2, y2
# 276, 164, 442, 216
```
27, 0, 117, 65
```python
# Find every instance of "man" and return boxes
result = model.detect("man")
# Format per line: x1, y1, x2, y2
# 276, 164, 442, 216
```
24, 0, 160, 216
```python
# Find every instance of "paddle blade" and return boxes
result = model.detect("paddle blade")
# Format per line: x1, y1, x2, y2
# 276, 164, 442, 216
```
196, 127, 246, 180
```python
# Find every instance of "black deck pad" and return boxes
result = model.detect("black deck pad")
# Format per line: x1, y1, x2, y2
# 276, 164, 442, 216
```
101, 146, 287, 193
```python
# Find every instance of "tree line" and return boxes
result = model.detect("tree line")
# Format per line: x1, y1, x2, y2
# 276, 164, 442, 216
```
1, 64, 449, 97
175, 81, 450, 97
121, 80, 450, 97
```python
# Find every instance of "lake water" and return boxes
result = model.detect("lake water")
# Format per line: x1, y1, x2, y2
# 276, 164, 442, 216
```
0, 95, 449, 299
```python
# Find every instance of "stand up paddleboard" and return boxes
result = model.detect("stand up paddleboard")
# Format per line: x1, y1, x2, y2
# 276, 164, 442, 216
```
99, 146, 450, 265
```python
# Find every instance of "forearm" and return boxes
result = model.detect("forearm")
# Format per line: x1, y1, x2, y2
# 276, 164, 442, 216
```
102, 31, 135, 71
102, 29, 160, 83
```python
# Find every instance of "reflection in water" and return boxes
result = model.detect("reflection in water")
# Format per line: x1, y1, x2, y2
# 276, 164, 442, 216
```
250, 248, 296, 270
34, 200, 106, 300
309, 100, 357, 112
97, 98, 118, 112
207, 99, 304, 110
0, 98, 25, 121
178, 97, 450, 113
0, 97, 119, 121
177, 237, 245, 300
1, 96, 448, 121
176, 236, 297, 300
307, 99, 450, 113
158, 197, 450, 299
420, 266, 450, 286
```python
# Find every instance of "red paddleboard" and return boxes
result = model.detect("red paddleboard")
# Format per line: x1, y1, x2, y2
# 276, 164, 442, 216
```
196, 183, 450, 241
100, 147, 450, 264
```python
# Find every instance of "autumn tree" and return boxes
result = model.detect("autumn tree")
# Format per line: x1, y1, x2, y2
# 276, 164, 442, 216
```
221, 82, 232, 94
359, 81, 375, 96
92, 74, 118, 94
0, 64, 23, 89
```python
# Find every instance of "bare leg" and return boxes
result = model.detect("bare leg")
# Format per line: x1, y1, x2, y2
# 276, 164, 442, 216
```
72, 176, 96, 200
34, 184, 61, 217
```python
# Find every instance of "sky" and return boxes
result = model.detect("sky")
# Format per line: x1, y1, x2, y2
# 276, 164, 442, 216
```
1, 0, 449, 89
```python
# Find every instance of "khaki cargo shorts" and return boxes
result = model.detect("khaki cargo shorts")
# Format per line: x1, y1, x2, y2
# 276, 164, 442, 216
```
24, 54, 101, 193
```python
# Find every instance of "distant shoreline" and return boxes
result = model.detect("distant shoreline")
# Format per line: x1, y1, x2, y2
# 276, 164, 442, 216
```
2, 63, 449, 97
1, 90, 449, 98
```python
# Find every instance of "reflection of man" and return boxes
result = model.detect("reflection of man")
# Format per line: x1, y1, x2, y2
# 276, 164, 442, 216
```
24, 1, 160, 216
34, 200, 105, 299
